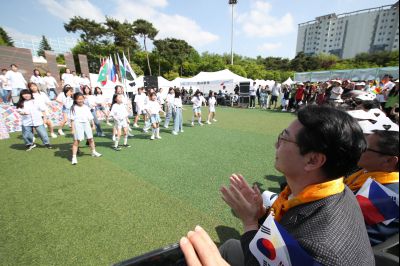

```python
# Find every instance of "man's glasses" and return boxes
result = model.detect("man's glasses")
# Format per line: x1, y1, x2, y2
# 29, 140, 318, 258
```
276, 130, 298, 147
366, 148, 396, 156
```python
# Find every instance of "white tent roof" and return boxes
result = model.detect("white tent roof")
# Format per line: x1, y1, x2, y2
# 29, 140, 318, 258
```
181, 69, 252, 85
158, 76, 174, 89
283, 77, 294, 86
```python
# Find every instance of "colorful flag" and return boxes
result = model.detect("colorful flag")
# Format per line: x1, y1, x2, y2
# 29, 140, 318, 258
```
108, 55, 117, 83
123, 52, 137, 80
117, 54, 126, 80
250, 214, 321, 266
372, 87, 382, 95
356, 178, 399, 226
97, 57, 108, 85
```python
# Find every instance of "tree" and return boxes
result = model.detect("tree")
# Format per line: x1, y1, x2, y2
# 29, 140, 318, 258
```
153, 38, 196, 76
56, 54, 65, 65
0, 27, 14, 47
105, 17, 139, 52
64, 16, 107, 45
133, 19, 158, 76
37, 35, 52, 57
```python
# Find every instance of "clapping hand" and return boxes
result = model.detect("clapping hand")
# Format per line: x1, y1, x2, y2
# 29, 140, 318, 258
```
180, 226, 229, 266
220, 174, 264, 232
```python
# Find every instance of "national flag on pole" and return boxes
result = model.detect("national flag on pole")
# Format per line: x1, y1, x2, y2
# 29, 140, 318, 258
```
108, 55, 117, 83
356, 178, 399, 226
123, 52, 137, 80
250, 215, 321, 266
117, 54, 126, 80
97, 57, 108, 85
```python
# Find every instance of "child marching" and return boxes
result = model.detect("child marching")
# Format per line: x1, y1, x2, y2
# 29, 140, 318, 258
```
16, 89, 52, 151
110, 94, 131, 151
172, 88, 184, 135
56, 85, 74, 136
191, 90, 206, 126
70, 93, 102, 165
146, 92, 165, 140
206, 91, 217, 124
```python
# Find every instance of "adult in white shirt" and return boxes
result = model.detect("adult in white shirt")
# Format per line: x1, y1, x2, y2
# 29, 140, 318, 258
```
5, 64, 27, 104
43, 71, 59, 100
0, 68, 11, 104
30, 69, 46, 93
249, 82, 257, 109
61, 68, 74, 88
270, 81, 281, 110
329, 80, 344, 105
379, 74, 396, 108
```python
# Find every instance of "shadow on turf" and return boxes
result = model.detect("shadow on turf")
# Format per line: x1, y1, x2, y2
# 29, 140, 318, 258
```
264, 175, 286, 194
214, 225, 241, 246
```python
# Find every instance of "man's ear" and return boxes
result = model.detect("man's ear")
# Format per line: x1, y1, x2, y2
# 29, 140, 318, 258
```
304, 152, 326, 172
385, 156, 399, 172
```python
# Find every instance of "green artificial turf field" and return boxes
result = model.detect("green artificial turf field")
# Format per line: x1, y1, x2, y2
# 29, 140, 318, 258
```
0, 107, 295, 265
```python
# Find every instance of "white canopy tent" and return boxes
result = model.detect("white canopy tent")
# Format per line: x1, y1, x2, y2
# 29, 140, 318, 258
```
282, 77, 294, 86
180, 69, 252, 94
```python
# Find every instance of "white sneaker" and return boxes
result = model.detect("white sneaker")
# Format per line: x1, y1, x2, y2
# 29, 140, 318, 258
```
199, 122, 204, 126
191, 122, 194, 127
150, 135, 155, 140
164, 125, 169, 129
206, 121, 211, 124
112, 135, 116, 141
133, 123, 139, 128
92, 151, 102, 157
143, 129, 149, 133
32, 136, 36, 143
128, 132, 134, 137
213, 119, 217, 122
180, 129, 184, 133
172, 131, 178, 135
51, 133, 58, 138
58, 129, 65, 136
71, 157, 77, 165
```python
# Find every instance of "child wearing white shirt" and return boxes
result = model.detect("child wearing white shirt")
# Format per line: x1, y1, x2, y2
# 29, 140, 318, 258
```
164, 88, 175, 128
206, 91, 217, 124
28, 82, 57, 138
172, 89, 184, 135
56, 85, 74, 136
133, 87, 146, 128
83, 85, 105, 137
94, 87, 112, 126
16, 89, 52, 151
191, 90, 206, 126
70, 93, 102, 165
146, 92, 165, 140
110, 94, 131, 150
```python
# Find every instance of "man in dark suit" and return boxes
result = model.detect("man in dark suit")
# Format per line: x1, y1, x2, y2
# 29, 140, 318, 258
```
180, 105, 375, 266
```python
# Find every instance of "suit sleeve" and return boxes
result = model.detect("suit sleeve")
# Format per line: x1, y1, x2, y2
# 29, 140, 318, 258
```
240, 230, 259, 266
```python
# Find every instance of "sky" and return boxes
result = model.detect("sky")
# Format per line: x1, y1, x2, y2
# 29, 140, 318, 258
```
0, 0, 397, 59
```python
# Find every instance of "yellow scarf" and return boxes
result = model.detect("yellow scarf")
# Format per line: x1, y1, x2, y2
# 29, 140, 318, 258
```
271, 178, 345, 222
345, 170, 399, 192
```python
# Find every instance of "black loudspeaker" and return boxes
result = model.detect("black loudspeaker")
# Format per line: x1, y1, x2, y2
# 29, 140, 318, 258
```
144, 76, 158, 89
239, 82, 250, 94
239, 96, 250, 104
